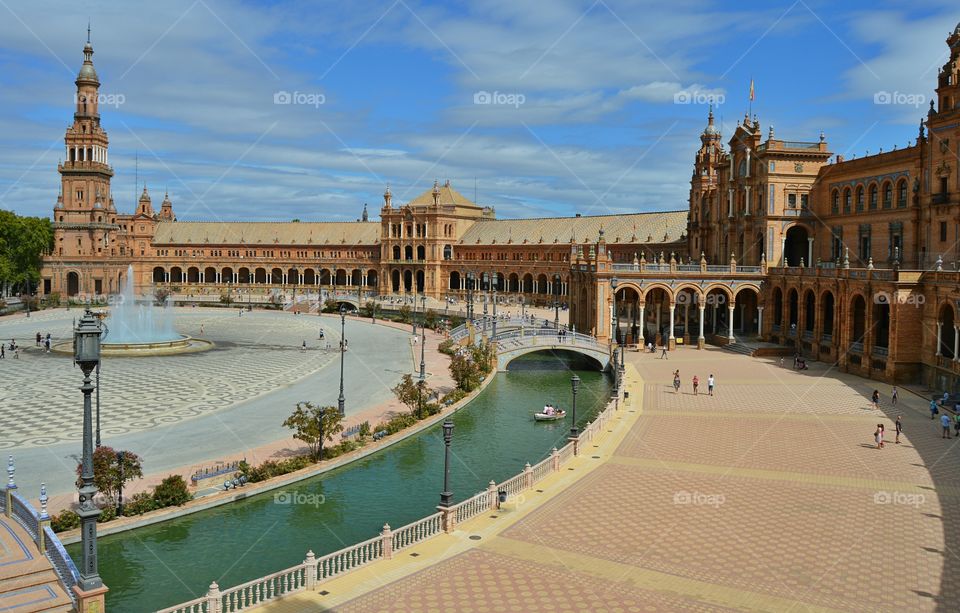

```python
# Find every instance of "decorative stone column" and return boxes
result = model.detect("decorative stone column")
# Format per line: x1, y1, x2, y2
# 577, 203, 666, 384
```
698, 305, 706, 349
668, 302, 676, 350
781, 236, 787, 266
936, 321, 943, 356
380, 526, 393, 560
757, 306, 764, 340
807, 237, 814, 268
304, 550, 318, 588
727, 304, 736, 343
954, 325, 959, 362
638, 304, 645, 344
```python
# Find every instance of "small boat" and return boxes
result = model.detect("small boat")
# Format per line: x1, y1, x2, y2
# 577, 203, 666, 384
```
534, 409, 566, 422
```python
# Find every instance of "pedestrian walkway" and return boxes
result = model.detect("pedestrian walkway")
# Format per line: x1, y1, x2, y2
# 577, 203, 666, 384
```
0, 516, 72, 612
253, 346, 960, 612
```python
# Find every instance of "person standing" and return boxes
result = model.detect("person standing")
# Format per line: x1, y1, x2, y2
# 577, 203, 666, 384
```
672, 370, 681, 394
871, 390, 880, 410
891, 387, 898, 405
874, 424, 882, 449
692, 375, 699, 395
35, 332, 41, 347
954, 413, 960, 438
930, 399, 939, 420
661, 344, 668, 360
895, 416, 903, 444
941, 412, 952, 439
707, 374, 715, 396
879, 424, 885, 448
0, 345, 4, 359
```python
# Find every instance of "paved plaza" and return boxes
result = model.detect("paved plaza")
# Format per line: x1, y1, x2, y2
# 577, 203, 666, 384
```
261, 347, 960, 612
0, 307, 413, 499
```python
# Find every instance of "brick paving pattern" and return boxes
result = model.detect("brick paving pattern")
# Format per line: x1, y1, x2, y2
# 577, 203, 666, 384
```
335, 347, 960, 612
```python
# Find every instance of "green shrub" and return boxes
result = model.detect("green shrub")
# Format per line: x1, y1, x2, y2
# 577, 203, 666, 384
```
438, 339, 456, 356
123, 492, 157, 516
50, 510, 80, 533
97, 506, 117, 523
358, 421, 371, 440
441, 388, 467, 406
152, 475, 192, 508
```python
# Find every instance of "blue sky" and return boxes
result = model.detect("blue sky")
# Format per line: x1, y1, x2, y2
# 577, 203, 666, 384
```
0, 0, 957, 223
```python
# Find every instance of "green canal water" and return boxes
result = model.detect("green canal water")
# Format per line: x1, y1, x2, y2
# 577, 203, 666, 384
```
74, 353, 612, 612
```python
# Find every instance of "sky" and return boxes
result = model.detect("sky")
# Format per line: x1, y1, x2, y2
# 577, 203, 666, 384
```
0, 0, 957, 223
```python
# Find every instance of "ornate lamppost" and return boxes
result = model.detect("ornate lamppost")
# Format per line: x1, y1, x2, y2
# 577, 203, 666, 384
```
466, 272, 475, 321
338, 305, 347, 416
95, 361, 101, 447
611, 277, 621, 390
482, 273, 489, 336
554, 274, 561, 330
439, 420, 454, 506
73, 309, 106, 601
492, 281, 498, 338
420, 295, 427, 380
569, 374, 580, 438
411, 288, 418, 335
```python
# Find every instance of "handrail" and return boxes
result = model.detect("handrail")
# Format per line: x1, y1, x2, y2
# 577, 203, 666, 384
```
219, 564, 306, 612
392, 512, 443, 552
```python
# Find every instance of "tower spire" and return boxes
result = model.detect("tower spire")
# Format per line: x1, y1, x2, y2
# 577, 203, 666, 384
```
87, 20, 91, 44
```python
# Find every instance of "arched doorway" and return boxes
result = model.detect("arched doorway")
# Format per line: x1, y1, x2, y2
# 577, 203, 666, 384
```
255, 268, 267, 284
820, 291, 835, 341
391, 269, 401, 293
735, 287, 760, 336
187, 267, 200, 283
873, 300, 890, 355
851, 295, 867, 351
803, 290, 815, 337
783, 226, 809, 266
67, 272, 80, 297
787, 288, 799, 336
773, 287, 783, 330
403, 270, 413, 292
449, 271, 460, 290
939, 304, 956, 359
366, 270, 378, 288
152, 267, 165, 283
613, 286, 642, 345
416, 270, 424, 293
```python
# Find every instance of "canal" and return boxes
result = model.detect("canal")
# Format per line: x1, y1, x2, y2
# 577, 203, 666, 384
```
75, 352, 613, 611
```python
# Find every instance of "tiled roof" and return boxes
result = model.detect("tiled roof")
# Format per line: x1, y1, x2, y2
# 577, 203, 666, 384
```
458, 211, 688, 245
407, 181, 480, 207
152, 221, 381, 246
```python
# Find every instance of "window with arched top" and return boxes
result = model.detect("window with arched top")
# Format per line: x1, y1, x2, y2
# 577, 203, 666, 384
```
831, 190, 839, 214
855, 186, 864, 212
869, 184, 878, 210
843, 188, 851, 213
443, 245, 452, 260
897, 180, 907, 207
883, 182, 892, 209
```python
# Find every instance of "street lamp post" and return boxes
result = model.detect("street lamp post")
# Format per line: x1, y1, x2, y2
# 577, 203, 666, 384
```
554, 274, 561, 330
492, 286, 498, 338
338, 305, 346, 416
611, 277, 621, 390
25, 282, 30, 318
95, 362, 101, 448
466, 272, 475, 322
439, 420, 454, 506
411, 289, 418, 335
482, 273, 489, 336
569, 374, 580, 438
116, 451, 124, 515
420, 296, 427, 380
73, 309, 104, 592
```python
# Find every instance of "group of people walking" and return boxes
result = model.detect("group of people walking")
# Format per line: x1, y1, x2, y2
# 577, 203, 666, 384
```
672, 369, 715, 396
1, 332, 53, 359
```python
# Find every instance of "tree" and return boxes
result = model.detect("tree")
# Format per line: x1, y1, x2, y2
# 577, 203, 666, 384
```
0, 210, 53, 294
449, 352, 483, 392
392, 374, 435, 419
282, 402, 344, 460
398, 304, 412, 323
152, 475, 192, 507
76, 446, 143, 507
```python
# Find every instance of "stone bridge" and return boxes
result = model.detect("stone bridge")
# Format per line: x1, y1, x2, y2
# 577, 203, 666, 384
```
492, 329, 611, 371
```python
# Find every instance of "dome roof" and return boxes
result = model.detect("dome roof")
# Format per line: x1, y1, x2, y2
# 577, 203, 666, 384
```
77, 43, 99, 83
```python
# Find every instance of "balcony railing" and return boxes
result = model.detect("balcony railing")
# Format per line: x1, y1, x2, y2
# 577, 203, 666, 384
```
850, 342, 864, 354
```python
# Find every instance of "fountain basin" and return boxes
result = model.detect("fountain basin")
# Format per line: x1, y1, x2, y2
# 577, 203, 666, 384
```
53, 336, 215, 357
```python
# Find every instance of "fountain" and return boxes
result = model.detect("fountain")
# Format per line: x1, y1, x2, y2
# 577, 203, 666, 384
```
55, 266, 214, 356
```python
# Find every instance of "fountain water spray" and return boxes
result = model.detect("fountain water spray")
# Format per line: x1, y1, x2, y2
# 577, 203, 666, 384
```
104, 265, 180, 344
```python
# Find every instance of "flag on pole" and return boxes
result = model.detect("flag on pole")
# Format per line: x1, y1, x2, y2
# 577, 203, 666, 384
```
749, 79, 755, 102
